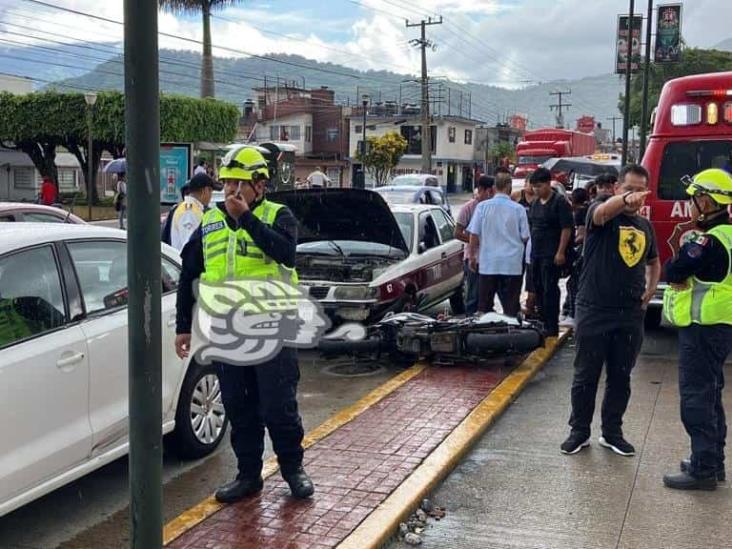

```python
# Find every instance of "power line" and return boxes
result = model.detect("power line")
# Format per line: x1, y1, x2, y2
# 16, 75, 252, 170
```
549, 89, 572, 129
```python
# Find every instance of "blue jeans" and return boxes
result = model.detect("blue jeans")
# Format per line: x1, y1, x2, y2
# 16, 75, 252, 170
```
678, 324, 732, 478
463, 260, 479, 315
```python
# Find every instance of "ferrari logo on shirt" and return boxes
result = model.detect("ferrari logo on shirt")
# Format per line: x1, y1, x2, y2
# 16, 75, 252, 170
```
618, 226, 646, 268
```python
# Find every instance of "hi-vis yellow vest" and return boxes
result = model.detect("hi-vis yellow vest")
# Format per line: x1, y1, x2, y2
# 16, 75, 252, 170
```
200, 200, 298, 284
663, 225, 732, 327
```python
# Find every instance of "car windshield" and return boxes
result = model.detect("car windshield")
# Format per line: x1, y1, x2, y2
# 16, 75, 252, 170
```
518, 155, 553, 165
392, 212, 414, 252
376, 190, 416, 204
658, 140, 732, 200
297, 240, 406, 258
389, 176, 424, 186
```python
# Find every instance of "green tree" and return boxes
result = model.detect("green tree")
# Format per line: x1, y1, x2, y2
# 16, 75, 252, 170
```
489, 141, 515, 165
0, 91, 240, 202
356, 132, 408, 187
620, 47, 732, 134
158, 0, 243, 98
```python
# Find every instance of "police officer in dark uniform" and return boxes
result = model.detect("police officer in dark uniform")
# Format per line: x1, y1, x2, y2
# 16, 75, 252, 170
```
175, 146, 313, 502
662, 168, 732, 491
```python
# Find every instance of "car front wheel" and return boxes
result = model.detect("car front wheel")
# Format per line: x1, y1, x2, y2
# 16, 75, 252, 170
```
168, 362, 228, 459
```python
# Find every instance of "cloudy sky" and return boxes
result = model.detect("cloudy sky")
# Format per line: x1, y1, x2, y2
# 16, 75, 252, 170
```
1, 0, 731, 87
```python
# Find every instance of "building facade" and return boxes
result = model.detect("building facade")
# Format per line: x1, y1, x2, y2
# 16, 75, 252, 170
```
348, 111, 483, 192
242, 85, 349, 186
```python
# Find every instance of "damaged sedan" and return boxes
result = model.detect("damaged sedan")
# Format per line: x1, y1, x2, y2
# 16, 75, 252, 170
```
269, 189, 465, 325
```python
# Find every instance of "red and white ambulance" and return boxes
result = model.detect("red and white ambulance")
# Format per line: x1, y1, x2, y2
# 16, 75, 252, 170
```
642, 71, 732, 324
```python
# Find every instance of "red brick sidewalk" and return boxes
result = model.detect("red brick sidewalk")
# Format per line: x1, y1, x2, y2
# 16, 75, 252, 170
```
167, 364, 510, 549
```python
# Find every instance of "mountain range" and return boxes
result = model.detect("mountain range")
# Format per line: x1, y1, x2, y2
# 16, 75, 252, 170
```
3, 37, 732, 129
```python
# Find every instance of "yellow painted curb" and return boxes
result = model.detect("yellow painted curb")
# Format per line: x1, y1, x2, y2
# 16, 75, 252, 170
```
163, 361, 428, 546
337, 330, 571, 549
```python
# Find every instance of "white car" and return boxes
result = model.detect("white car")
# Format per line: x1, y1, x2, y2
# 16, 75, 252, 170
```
270, 189, 465, 324
0, 224, 227, 516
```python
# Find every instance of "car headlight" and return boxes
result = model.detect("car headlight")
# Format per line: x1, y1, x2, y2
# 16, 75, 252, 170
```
333, 285, 378, 300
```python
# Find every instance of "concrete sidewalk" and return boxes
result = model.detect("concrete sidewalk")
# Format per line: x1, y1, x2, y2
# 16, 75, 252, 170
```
404, 329, 732, 549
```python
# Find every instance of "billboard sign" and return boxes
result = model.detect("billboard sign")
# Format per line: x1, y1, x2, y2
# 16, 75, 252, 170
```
160, 143, 192, 203
616, 14, 643, 74
655, 4, 682, 63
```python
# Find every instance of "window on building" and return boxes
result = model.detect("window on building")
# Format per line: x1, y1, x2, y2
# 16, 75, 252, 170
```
13, 167, 36, 189
400, 125, 437, 155
305, 126, 312, 143
326, 128, 339, 142
269, 125, 280, 140
464, 129, 473, 145
448, 127, 456, 143
354, 125, 363, 134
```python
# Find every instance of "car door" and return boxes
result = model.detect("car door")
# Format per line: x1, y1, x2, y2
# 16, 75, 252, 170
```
430, 207, 465, 299
415, 210, 446, 308
0, 244, 91, 508
67, 240, 187, 453
66, 239, 130, 455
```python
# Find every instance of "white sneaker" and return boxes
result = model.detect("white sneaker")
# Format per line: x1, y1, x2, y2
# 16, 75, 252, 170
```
559, 316, 575, 328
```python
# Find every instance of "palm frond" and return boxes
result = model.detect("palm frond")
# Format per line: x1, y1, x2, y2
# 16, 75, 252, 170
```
158, 0, 243, 14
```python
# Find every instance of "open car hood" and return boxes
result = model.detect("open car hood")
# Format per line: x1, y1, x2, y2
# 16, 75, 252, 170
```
268, 189, 410, 254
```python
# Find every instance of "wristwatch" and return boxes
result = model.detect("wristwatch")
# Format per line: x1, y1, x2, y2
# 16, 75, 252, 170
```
622, 191, 632, 205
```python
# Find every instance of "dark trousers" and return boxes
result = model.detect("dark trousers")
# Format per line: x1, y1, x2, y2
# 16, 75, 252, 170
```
215, 347, 304, 478
678, 324, 732, 478
532, 258, 561, 336
463, 260, 479, 315
478, 274, 522, 316
569, 324, 644, 439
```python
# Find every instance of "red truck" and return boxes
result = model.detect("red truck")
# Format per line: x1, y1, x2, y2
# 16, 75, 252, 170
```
513, 128, 597, 179
641, 71, 732, 326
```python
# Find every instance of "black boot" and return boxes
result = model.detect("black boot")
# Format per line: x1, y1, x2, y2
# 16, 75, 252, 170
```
663, 471, 717, 491
283, 466, 314, 499
680, 459, 725, 482
214, 476, 264, 503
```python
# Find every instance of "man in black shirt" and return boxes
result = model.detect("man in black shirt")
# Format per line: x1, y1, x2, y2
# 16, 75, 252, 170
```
561, 164, 661, 457
528, 168, 573, 337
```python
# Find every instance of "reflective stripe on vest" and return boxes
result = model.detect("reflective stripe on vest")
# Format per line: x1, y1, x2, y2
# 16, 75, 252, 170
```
663, 224, 732, 327
200, 200, 298, 284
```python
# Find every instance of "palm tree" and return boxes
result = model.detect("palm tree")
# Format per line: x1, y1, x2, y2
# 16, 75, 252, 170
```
158, 1, 241, 98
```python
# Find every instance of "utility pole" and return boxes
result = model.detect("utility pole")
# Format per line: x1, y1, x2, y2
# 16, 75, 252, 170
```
407, 16, 443, 174
622, 0, 636, 165
608, 115, 622, 144
639, 0, 654, 160
549, 89, 572, 128
124, 0, 162, 547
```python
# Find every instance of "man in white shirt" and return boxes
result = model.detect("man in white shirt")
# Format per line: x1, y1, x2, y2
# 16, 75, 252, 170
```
194, 159, 208, 176
468, 172, 530, 316
306, 167, 331, 188
169, 173, 218, 251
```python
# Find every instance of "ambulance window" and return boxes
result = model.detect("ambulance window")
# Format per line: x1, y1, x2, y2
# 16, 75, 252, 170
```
658, 141, 732, 200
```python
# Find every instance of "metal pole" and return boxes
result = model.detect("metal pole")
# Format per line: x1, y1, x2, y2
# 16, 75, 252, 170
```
124, 0, 162, 547
420, 21, 432, 173
622, 0, 635, 165
639, 0, 653, 160
87, 107, 93, 221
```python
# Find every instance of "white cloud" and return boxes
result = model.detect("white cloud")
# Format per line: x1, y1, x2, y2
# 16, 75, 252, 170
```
0, 0, 730, 91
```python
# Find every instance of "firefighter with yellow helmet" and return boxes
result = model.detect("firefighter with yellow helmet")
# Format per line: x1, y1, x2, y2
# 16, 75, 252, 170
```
174, 145, 314, 501
663, 168, 732, 490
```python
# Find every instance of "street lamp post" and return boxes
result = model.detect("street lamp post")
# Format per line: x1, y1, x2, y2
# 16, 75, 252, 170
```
84, 92, 97, 221
360, 94, 369, 188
